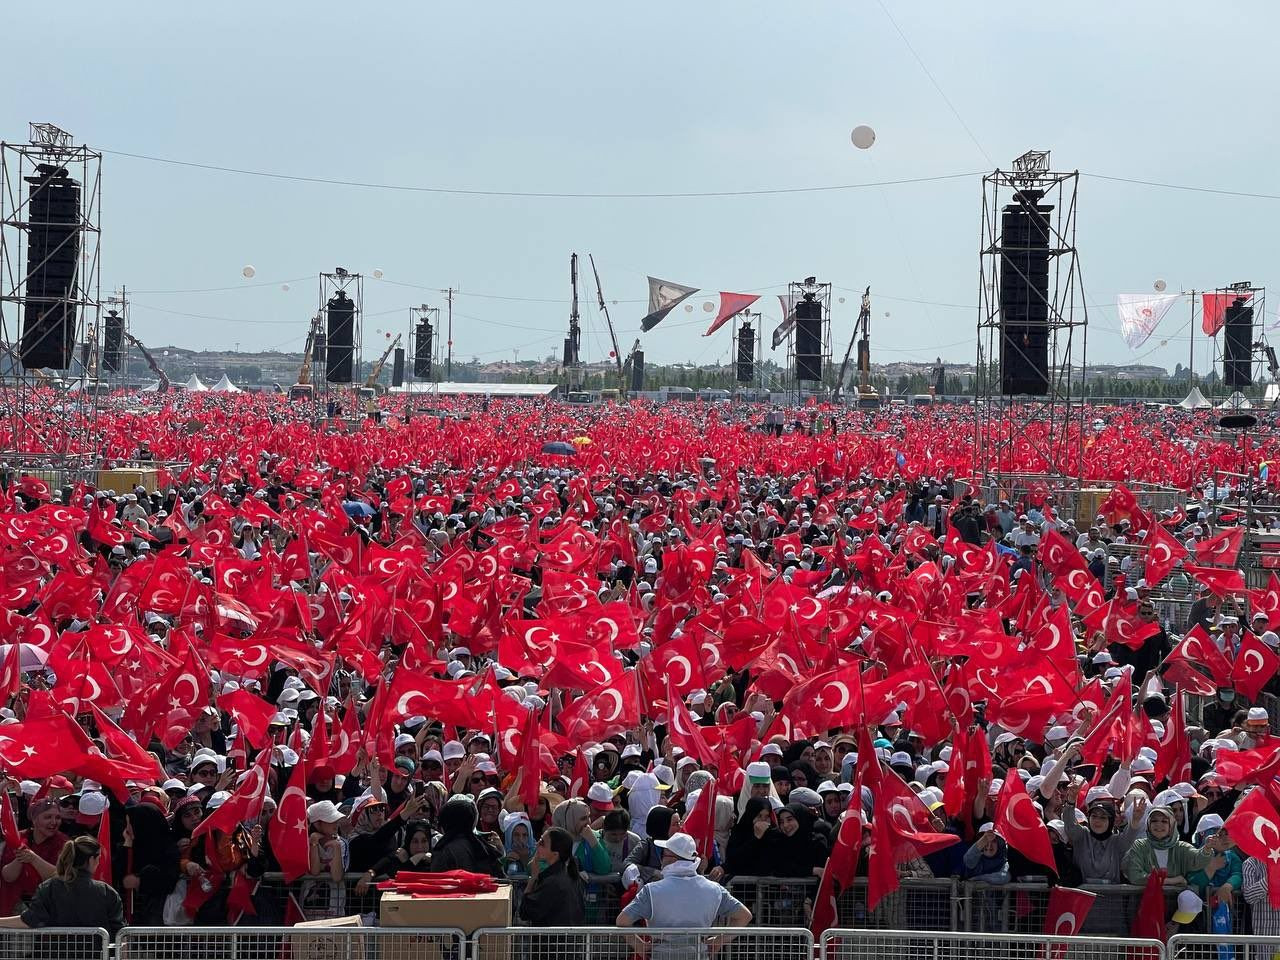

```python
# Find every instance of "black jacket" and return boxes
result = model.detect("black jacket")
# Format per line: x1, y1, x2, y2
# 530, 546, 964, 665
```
518, 861, 585, 926
429, 831, 503, 877
21, 869, 125, 935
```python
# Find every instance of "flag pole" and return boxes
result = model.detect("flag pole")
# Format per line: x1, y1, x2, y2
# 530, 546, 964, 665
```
1188, 290, 1197, 387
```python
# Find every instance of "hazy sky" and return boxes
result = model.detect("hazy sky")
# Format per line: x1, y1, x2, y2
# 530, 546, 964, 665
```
6, 1, 1277, 373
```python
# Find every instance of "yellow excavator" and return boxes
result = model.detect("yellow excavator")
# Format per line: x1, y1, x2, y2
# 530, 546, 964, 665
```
358, 334, 401, 404
288, 316, 320, 402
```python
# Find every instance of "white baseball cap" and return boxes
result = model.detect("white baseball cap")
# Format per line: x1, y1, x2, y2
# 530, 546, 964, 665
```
654, 832, 699, 861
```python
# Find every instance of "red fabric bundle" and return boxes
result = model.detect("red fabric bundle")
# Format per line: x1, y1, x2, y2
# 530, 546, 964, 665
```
375, 869, 499, 898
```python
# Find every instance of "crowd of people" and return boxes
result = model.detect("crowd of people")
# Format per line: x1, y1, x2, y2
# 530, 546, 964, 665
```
0, 394, 1279, 941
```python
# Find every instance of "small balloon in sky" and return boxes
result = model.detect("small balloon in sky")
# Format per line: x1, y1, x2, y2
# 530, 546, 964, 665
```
850, 125, 876, 149
684, 304, 694, 312
702, 301, 715, 312
1153, 279, 1167, 292
838, 297, 846, 304
280, 283, 290, 292
241, 265, 256, 279
609, 350, 616, 358
372, 268, 384, 279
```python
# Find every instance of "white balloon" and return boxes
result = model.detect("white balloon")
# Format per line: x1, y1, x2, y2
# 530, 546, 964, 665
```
372, 268, 384, 279
280, 283, 290, 292
684, 304, 694, 313
702, 301, 715, 312
241, 265, 256, 279
851, 125, 876, 149
1153, 279, 1167, 292
838, 297, 846, 304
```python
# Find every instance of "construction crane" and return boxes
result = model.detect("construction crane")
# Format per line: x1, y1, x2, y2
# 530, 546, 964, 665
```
124, 332, 169, 393
289, 315, 321, 401
832, 286, 877, 405
588, 254, 626, 398
364, 333, 402, 392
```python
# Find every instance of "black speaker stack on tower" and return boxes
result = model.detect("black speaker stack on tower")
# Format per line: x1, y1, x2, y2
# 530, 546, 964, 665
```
21, 164, 80, 369
998, 189, 1052, 395
102, 309, 124, 373
630, 350, 645, 393
391, 347, 405, 387
794, 297, 823, 382
325, 291, 355, 382
1223, 297, 1255, 389
414, 320, 433, 379
736, 325, 755, 383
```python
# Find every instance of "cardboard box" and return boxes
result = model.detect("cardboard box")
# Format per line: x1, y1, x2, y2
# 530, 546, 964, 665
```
289, 914, 365, 960
96, 467, 160, 494
379, 884, 512, 932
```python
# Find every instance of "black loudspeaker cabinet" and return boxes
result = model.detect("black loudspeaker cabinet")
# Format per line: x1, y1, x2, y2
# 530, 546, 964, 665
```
1223, 300, 1254, 388
325, 292, 355, 382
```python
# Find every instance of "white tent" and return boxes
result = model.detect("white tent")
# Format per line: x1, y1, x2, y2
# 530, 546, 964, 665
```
182, 374, 209, 392
138, 380, 161, 392
1176, 386, 1212, 409
1217, 391, 1253, 410
210, 374, 242, 393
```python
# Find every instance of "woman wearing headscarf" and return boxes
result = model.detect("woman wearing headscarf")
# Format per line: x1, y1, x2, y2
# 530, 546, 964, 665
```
1122, 805, 1230, 885
787, 760, 820, 795
364, 820, 435, 884
550, 798, 611, 875
429, 796, 503, 877
725, 797, 781, 878
620, 806, 678, 884
502, 812, 535, 877
1064, 780, 1144, 884
351, 792, 427, 892
117, 802, 180, 926
772, 803, 827, 878
626, 773, 665, 837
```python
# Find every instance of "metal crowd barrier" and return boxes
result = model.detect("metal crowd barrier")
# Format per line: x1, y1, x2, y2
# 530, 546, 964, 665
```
474, 925, 814, 960
962, 882, 1181, 937
1169, 933, 1280, 960
0, 926, 109, 960
727, 876, 959, 930
821, 929, 1167, 960
117, 925, 467, 960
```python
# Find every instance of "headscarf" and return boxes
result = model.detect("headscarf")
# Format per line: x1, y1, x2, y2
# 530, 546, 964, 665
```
788, 760, 820, 792
1145, 806, 1179, 850
503, 812, 533, 855
437, 795, 480, 840
551, 798, 591, 834
782, 740, 814, 767
627, 773, 665, 836
644, 805, 677, 843
1085, 801, 1116, 840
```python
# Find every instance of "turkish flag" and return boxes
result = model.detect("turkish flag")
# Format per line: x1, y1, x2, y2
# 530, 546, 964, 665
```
811, 807, 862, 936
329, 699, 362, 774
270, 752, 310, 882
217, 688, 279, 750
664, 676, 715, 765
703, 293, 760, 338
1203, 291, 1251, 336
994, 771, 1056, 872
1183, 563, 1247, 597
193, 747, 271, 840
1131, 868, 1169, 942
1143, 522, 1187, 586
683, 780, 720, 864
557, 672, 639, 742
1043, 886, 1096, 943
1195, 526, 1245, 568
1167, 625, 1233, 687
1232, 633, 1280, 700
94, 807, 112, 884
1153, 690, 1191, 786
865, 799, 900, 912
0, 789, 22, 851
1223, 786, 1280, 908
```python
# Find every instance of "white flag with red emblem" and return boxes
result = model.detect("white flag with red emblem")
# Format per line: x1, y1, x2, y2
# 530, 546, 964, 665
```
1117, 293, 1178, 350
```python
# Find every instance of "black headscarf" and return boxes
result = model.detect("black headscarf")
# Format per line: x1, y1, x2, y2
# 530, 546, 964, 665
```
645, 806, 677, 842
781, 740, 813, 767
725, 797, 779, 877
787, 760, 820, 791
773, 802, 823, 877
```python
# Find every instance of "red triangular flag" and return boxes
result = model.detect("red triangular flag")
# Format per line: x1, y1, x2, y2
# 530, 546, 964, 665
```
703, 293, 761, 337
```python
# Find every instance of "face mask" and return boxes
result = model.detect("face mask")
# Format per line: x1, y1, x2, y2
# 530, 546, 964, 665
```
1221, 691, 1236, 704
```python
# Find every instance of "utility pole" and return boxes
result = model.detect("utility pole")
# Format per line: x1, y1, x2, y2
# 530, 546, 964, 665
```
445, 287, 454, 379
1187, 289, 1198, 388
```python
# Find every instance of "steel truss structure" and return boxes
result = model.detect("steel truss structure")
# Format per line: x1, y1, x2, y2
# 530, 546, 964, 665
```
974, 150, 1088, 496
1206, 280, 1267, 410
0, 123, 104, 462
786, 277, 832, 404
317, 268, 362, 405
